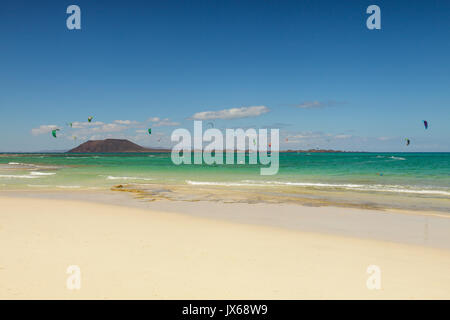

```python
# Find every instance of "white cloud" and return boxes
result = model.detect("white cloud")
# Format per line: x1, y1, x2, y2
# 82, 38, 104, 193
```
68, 122, 128, 136
284, 132, 353, 144
190, 105, 270, 120
71, 121, 104, 129
286, 132, 323, 139
147, 117, 179, 127
295, 100, 341, 109
296, 101, 323, 109
334, 134, 352, 139
88, 134, 118, 141
90, 123, 127, 133
70, 120, 140, 135
153, 118, 180, 127
32, 116, 178, 141
114, 120, 139, 125
31, 125, 59, 136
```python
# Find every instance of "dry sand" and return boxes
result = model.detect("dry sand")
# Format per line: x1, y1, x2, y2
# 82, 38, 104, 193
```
0, 196, 449, 299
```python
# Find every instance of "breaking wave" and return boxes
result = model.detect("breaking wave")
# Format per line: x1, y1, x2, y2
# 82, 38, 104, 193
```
186, 180, 450, 196
105, 176, 153, 181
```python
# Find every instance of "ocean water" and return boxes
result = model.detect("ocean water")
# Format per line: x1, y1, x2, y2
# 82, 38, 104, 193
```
0, 152, 449, 212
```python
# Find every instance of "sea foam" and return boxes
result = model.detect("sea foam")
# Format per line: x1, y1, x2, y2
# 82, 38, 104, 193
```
186, 180, 450, 196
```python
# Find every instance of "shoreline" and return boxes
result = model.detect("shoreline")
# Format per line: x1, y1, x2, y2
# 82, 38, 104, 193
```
1, 194, 449, 299
2, 181, 450, 214
2, 190, 450, 249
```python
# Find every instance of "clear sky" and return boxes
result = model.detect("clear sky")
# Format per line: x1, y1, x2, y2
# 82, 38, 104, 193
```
1, 0, 449, 152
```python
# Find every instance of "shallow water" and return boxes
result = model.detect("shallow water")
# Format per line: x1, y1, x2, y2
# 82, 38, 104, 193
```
0, 152, 449, 212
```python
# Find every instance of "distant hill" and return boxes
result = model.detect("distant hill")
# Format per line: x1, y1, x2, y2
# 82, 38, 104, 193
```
67, 139, 170, 153
67, 139, 351, 153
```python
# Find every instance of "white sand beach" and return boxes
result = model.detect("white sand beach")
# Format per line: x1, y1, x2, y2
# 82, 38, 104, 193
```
1, 194, 449, 299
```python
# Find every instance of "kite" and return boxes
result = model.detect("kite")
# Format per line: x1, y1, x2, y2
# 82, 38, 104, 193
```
67, 122, 73, 127
423, 120, 428, 129
51, 129, 60, 138
88, 116, 93, 123
405, 138, 410, 146
148, 128, 152, 135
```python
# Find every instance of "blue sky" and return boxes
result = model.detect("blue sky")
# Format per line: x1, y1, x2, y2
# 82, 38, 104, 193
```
1, 0, 449, 152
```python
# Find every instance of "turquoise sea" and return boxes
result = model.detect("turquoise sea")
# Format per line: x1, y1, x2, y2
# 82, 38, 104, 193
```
1, 152, 449, 212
